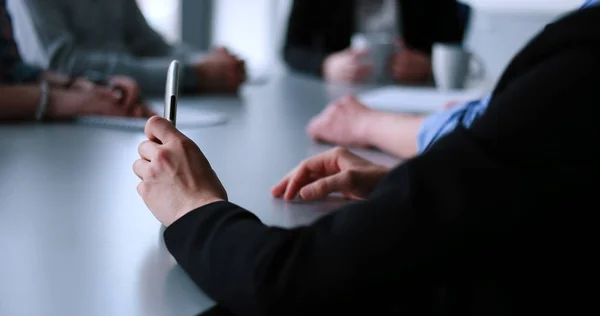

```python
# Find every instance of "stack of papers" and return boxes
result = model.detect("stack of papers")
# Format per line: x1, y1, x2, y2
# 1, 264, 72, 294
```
358, 86, 489, 114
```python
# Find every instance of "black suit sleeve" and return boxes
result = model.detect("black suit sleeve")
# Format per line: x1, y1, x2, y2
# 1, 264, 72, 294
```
282, 0, 331, 77
165, 43, 599, 316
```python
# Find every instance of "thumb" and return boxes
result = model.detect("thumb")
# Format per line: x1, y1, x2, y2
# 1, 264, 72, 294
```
144, 115, 181, 144
299, 173, 348, 200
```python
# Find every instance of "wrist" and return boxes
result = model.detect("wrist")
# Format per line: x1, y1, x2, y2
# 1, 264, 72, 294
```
173, 196, 225, 225
46, 89, 71, 119
356, 110, 382, 146
193, 62, 212, 92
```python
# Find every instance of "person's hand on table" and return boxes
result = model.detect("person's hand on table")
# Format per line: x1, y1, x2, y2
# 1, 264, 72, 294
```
133, 116, 227, 226
108, 76, 156, 117
389, 39, 432, 84
194, 47, 246, 93
272, 147, 390, 201
307, 95, 375, 148
323, 48, 372, 83
47, 87, 153, 119
109, 75, 141, 110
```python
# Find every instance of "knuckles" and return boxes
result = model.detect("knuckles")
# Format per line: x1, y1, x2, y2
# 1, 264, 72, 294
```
155, 149, 171, 165
171, 137, 191, 152
146, 165, 159, 180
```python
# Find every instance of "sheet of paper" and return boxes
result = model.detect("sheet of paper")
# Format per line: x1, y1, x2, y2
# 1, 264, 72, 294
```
357, 86, 488, 114
75, 103, 228, 130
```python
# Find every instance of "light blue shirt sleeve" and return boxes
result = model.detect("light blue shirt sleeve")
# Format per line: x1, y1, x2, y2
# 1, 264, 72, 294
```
581, 0, 600, 9
416, 94, 491, 153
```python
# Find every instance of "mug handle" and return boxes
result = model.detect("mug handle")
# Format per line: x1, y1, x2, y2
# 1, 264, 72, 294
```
469, 53, 486, 82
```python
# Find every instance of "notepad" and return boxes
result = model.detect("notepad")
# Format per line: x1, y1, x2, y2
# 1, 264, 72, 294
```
357, 86, 488, 114
75, 104, 228, 130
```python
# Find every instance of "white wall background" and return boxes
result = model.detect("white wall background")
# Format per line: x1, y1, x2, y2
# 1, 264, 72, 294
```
211, 0, 283, 73
136, 0, 181, 43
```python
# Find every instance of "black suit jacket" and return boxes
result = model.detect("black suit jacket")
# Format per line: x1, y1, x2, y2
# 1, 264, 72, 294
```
282, 0, 466, 76
165, 7, 599, 316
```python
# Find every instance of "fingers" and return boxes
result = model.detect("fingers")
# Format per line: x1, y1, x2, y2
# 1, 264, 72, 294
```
282, 164, 314, 200
133, 159, 150, 180
271, 175, 290, 198
354, 65, 372, 81
281, 150, 343, 200
143, 104, 158, 117
130, 104, 144, 118
138, 140, 160, 161
350, 48, 369, 59
299, 173, 348, 200
338, 94, 360, 105
273, 147, 369, 200
340, 62, 371, 82
130, 102, 156, 118
144, 115, 181, 144
305, 105, 336, 141
119, 88, 138, 112
71, 77, 96, 91
108, 77, 141, 112
214, 46, 229, 55
95, 86, 122, 101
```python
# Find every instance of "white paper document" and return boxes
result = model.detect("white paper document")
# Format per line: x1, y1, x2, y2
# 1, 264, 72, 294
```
358, 86, 488, 114
75, 103, 228, 130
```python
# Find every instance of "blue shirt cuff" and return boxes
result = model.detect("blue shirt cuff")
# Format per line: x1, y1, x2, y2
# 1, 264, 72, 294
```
416, 95, 491, 154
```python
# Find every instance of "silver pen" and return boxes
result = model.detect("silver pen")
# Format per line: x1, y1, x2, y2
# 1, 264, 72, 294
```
164, 60, 180, 126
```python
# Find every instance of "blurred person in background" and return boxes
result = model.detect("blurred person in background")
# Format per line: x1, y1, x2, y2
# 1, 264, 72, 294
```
283, 0, 467, 84
0, 0, 151, 121
13, 0, 246, 95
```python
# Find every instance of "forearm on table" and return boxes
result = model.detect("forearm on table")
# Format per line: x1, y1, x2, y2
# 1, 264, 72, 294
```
362, 112, 426, 158
0, 86, 42, 120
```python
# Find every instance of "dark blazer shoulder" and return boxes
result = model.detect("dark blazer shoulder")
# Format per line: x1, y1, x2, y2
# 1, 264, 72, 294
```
493, 6, 600, 95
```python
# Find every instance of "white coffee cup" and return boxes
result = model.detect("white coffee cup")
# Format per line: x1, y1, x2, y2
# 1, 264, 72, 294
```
432, 43, 485, 90
351, 33, 396, 84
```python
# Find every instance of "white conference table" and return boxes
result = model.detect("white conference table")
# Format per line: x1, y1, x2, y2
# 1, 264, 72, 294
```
0, 74, 408, 316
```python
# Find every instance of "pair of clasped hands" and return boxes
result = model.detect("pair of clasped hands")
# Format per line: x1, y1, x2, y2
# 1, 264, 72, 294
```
133, 116, 390, 227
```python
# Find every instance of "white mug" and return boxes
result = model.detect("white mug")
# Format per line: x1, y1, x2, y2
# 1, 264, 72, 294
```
432, 43, 485, 90
351, 33, 396, 84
